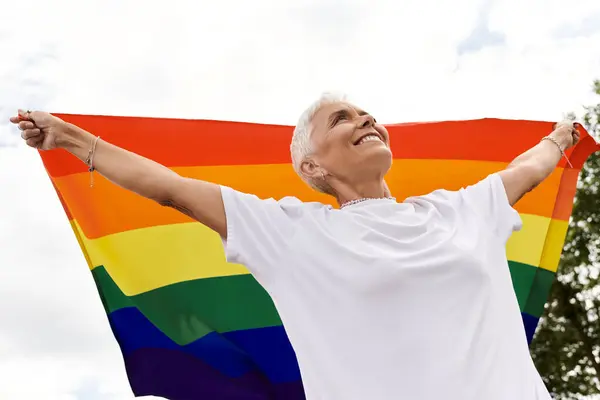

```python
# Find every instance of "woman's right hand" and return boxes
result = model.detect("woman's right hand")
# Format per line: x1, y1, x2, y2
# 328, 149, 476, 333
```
9, 109, 66, 150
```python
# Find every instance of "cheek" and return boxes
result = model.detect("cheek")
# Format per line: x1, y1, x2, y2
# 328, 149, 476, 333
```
322, 125, 354, 151
316, 130, 356, 170
333, 123, 356, 139
376, 125, 389, 143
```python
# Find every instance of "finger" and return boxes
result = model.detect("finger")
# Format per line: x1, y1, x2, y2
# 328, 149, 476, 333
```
25, 136, 44, 148
17, 121, 35, 131
20, 128, 41, 140
17, 109, 33, 120
554, 121, 571, 131
10, 110, 35, 124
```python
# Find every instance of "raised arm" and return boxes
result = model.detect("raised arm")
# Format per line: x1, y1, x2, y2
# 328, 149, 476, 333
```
11, 110, 227, 238
499, 121, 580, 206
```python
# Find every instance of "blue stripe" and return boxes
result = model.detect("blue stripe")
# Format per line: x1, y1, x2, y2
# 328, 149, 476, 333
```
521, 312, 540, 344
224, 326, 301, 383
109, 307, 301, 383
109, 302, 540, 387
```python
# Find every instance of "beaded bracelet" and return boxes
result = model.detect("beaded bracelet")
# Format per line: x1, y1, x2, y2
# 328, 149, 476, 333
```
541, 135, 573, 168
84, 136, 101, 187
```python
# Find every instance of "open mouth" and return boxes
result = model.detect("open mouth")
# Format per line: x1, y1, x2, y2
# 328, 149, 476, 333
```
354, 133, 383, 146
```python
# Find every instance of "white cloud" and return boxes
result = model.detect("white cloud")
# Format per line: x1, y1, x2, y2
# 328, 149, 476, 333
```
0, 0, 599, 398
0, 148, 136, 399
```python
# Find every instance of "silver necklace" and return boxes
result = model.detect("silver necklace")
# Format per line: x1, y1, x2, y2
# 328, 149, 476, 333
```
340, 197, 396, 209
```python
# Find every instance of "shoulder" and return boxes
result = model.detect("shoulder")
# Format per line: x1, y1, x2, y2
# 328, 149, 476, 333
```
402, 174, 500, 217
404, 187, 458, 209
407, 173, 502, 204
278, 196, 332, 210
220, 186, 331, 219
407, 173, 522, 238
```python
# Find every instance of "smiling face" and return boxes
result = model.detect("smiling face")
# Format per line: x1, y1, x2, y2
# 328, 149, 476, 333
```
299, 101, 392, 191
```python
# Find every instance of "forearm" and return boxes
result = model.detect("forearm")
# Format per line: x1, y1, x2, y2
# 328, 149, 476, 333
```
13, 109, 226, 236
499, 127, 575, 206
506, 137, 563, 182
58, 122, 179, 203
57, 122, 227, 235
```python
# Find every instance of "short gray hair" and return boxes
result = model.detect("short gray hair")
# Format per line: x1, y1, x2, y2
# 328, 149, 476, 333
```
290, 92, 347, 192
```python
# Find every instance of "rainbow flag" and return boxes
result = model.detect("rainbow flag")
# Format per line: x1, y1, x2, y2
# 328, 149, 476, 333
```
39, 115, 598, 399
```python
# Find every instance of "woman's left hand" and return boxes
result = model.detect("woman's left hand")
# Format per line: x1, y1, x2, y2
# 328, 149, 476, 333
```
550, 120, 581, 151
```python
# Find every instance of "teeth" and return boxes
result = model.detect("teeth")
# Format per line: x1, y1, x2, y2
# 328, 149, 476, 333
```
357, 135, 381, 145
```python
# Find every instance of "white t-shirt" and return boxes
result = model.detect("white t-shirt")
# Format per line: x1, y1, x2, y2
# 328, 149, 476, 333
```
220, 173, 551, 400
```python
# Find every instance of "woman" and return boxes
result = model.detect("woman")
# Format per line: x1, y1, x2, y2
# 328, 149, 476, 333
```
11, 94, 579, 400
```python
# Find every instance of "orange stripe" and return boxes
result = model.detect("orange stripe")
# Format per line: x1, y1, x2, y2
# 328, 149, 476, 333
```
552, 168, 578, 221
41, 116, 589, 178
54, 159, 565, 239
49, 179, 73, 220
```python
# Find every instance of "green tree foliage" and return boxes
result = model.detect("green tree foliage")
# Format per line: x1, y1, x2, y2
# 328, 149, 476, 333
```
531, 80, 600, 399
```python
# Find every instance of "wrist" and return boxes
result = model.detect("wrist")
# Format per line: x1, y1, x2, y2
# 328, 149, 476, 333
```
548, 131, 570, 151
56, 122, 94, 151
541, 134, 574, 168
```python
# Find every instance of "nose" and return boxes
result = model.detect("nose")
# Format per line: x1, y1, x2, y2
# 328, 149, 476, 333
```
358, 114, 375, 129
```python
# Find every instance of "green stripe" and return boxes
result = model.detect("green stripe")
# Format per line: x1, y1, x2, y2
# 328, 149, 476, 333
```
93, 266, 135, 312
508, 261, 537, 311
92, 266, 282, 346
523, 267, 556, 318
92, 260, 551, 346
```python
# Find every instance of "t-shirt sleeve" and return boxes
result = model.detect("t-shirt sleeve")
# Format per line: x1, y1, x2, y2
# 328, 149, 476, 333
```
458, 173, 523, 242
219, 185, 301, 283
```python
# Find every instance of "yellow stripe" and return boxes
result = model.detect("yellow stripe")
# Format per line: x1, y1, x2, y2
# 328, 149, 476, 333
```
72, 220, 250, 296
506, 214, 553, 268
74, 213, 557, 296
539, 219, 569, 272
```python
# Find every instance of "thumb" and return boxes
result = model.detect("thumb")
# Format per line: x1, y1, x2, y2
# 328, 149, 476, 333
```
9, 109, 30, 124
12, 109, 39, 125
17, 109, 31, 120
17, 109, 47, 126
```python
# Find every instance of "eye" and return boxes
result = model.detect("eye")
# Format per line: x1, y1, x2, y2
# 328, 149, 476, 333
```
332, 114, 347, 125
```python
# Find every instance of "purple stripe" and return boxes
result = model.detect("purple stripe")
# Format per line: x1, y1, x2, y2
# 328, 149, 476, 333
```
109, 307, 302, 382
125, 347, 305, 400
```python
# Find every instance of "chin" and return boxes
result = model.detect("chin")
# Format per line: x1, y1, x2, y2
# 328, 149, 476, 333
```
368, 145, 393, 160
362, 147, 393, 173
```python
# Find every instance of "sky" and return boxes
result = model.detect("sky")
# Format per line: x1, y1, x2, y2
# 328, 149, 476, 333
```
0, 0, 600, 399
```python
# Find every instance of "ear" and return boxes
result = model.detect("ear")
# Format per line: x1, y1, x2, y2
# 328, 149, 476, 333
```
300, 158, 322, 181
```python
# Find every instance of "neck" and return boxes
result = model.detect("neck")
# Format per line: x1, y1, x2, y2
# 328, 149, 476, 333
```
333, 179, 391, 206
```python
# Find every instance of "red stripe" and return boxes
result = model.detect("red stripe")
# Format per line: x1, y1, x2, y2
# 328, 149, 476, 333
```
41, 115, 594, 178
552, 136, 600, 220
